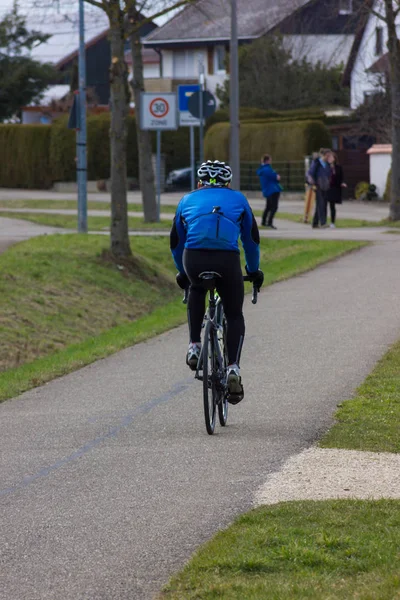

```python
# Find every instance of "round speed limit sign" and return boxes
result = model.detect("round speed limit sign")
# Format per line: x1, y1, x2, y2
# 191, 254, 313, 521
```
141, 93, 177, 130
149, 98, 170, 119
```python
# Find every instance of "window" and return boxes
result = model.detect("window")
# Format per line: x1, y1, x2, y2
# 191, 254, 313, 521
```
375, 27, 383, 55
173, 50, 196, 78
339, 0, 353, 15
214, 46, 226, 73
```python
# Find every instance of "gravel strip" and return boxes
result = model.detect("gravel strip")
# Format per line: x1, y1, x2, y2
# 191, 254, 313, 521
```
255, 447, 400, 506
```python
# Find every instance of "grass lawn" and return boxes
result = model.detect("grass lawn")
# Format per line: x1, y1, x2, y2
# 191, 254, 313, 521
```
0, 198, 177, 213
0, 212, 172, 230
161, 499, 400, 600
0, 236, 364, 402
320, 339, 400, 453
277, 211, 400, 229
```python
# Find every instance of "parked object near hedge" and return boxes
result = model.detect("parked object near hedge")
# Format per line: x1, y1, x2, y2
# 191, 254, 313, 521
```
367, 144, 392, 199
204, 120, 331, 163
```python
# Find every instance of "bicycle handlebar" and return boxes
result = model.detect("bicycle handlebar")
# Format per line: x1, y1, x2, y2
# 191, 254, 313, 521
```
243, 275, 259, 305
183, 276, 260, 305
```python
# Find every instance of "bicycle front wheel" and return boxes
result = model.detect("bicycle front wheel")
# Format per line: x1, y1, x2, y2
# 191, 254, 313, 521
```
218, 316, 228, 427
202, 321, 217, 435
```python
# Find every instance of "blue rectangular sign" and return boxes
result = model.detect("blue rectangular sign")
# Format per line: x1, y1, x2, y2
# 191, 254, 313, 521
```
178, 84, 200, 112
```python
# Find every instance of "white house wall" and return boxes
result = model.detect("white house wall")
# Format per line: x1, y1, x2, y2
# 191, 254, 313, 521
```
283, 35, 354, 68
162, 50, 174, 77
144, 64, 160, 79
206, 74, 226, 99
350, 0, 400, 108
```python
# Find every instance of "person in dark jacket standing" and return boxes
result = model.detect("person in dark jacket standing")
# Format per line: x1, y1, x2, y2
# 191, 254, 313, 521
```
309, 148, 332, 228
326, 153, 347, 228
256, 154, 281, 229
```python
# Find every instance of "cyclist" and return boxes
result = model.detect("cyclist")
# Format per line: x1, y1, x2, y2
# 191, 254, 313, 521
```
170, 160, 264, 404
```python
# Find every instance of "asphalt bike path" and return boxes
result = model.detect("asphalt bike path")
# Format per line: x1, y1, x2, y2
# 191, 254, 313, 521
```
0, 187, 391, 221
2, 239, 400, 599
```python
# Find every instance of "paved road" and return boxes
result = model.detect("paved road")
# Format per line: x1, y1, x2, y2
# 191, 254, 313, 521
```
2, 239, 400, 599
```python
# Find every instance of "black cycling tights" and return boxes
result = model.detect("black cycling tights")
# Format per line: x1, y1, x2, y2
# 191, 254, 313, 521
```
183, 249, 245, 366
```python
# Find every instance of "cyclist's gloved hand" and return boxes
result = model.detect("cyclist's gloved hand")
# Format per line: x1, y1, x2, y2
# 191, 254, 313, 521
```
176, 271, 190, 290
246, 267, 264, 290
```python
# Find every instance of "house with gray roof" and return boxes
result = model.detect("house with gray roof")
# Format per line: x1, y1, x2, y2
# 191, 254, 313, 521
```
143, 0, 371, 104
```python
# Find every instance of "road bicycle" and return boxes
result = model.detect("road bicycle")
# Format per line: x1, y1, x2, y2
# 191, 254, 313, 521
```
184, 273, 258, 435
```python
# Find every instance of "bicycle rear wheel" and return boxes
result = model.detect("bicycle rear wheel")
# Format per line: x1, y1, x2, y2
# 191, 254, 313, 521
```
202, 321, 217, 435
218, 316, 228, 427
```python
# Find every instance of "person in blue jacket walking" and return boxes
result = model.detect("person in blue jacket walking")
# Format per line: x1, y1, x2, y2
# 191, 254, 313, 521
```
170, 160, 264, 404
256, 154, 282, 229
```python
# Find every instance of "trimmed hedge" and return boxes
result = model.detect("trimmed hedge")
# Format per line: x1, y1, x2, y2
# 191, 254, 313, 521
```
49, 116, 76, 182
0, 125, 52, 189
206, 106, 326, 131
204, 119, 332, 163
0, 115, 197, 188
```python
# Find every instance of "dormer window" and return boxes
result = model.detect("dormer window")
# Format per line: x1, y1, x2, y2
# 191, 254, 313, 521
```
339, 0, 353, 14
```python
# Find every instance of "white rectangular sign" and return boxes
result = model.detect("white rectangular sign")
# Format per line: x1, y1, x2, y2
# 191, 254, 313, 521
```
179, 111, 200, 127
140, 93, 178, 130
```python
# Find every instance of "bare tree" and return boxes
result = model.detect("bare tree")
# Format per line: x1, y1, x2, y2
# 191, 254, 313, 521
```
124, 1, 189, 223
362, 0, 400, 219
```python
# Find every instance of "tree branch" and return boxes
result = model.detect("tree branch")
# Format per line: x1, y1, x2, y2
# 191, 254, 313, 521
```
367, 5, 388, 23
124, 0, 192, 33
84, 0, 105, 9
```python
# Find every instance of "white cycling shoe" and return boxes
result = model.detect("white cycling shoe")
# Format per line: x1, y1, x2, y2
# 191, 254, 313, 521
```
186, 342, 201, 371
227, 364, 244, 404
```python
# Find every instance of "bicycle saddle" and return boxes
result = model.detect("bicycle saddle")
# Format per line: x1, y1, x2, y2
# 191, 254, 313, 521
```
198, 271, 222, 290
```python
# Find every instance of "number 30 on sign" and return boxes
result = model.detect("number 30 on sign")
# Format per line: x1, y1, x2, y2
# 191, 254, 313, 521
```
140, 93, 177, 131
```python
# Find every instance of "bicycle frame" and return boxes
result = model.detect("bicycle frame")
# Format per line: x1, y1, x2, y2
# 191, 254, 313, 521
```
195, 288, 225, 383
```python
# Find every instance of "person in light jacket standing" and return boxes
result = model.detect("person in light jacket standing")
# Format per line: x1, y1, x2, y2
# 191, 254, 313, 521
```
256, 154, 281, 229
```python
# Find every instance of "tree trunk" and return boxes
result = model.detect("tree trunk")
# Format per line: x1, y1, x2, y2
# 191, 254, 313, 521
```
385, 0, 400, 220
108, 5, 132, 256
128, 7, 158, 223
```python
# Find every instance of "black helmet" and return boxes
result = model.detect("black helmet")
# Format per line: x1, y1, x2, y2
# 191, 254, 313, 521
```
197, 160, 232, 186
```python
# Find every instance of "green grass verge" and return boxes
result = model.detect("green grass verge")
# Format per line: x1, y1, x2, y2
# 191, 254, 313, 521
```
0, 198, 177, 213
0, 236, 364, 402
277, 212, 400, 229
0, 211, 172, 230
320, 339, 400, 453
161, 499, 400, 600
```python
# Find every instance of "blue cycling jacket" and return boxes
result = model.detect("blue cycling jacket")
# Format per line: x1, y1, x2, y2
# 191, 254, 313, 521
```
256, 164, 281, 197
170, 186, 260, 274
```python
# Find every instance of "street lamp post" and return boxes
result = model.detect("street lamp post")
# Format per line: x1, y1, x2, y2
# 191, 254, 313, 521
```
230, 0, 240, 190
77, 0, 88, 233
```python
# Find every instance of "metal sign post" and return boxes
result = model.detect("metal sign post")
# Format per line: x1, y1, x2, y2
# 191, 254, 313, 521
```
199, 63, 205, 164
230, 0, 240, 190
77, 0, 87, 233
178, 85, 200, 191
190, 126, 195, 189
156, 130, 162, 221
140, 93, 178, 222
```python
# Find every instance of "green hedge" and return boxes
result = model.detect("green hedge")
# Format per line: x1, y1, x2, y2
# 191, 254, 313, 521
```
49, 116, 76, 182
0, 125, 52, 189
204, 119, 332, 162
0, 115, 197, 188
206, 106, 327, 131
